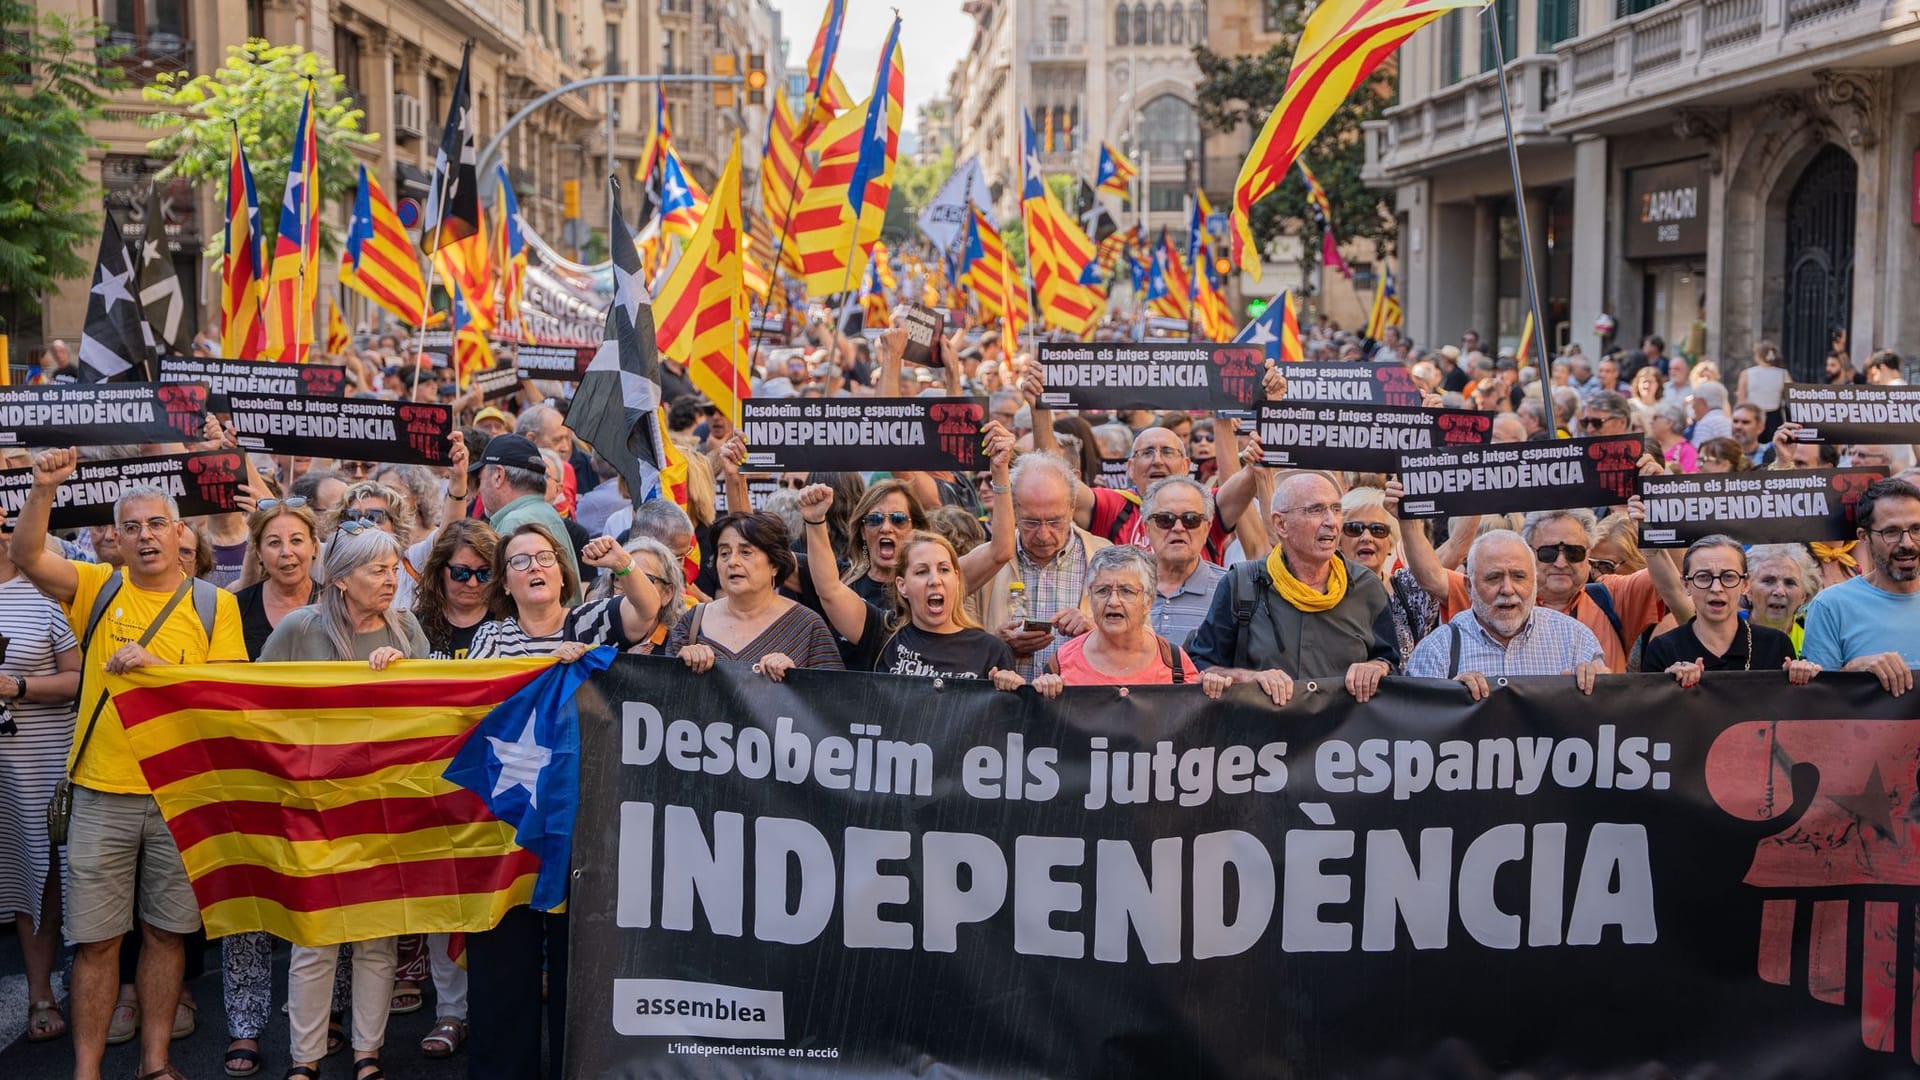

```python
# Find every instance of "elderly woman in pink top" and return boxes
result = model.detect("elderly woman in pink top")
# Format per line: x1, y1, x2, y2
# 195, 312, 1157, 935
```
1014, 545, 1199, 696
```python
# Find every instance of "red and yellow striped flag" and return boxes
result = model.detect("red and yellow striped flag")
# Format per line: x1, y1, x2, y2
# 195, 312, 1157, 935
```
761, 93, 804, 274
1230, 0, 1484, 278
325, 294, 352, 358
1282, 289, 1304, 361
1514, 309, 1535, 367
655, 136, 749, 421
340, 165, 428, 329
113, 660, 554, 947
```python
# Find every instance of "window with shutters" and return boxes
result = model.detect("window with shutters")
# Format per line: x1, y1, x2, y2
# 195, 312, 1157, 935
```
1538, 0, 1578, 47
1481, 0, 1517, 71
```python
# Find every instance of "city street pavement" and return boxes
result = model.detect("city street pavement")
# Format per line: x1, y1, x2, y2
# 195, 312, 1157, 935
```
0, 921, 489, 1079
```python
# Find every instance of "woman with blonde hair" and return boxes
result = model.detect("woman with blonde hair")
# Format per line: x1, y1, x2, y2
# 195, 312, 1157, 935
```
800, 485, 1016, 679
1589, 511, 1648, 578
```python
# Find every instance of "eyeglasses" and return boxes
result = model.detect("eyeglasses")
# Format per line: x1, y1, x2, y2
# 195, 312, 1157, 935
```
779, 477, 809, 490
1686, 570, 1748, 590
1089, 584, 1146, 602
1578, 415, 1614, 430
863, 511, 912, 529
1280, 503, 1340, 519
335, 519, 377, 537
117, 517, 177, 538
1588, 558, 1619, 576
259, 497, 308, 512
1342, 521, 1392, 539
645, 573, 671, 591
1868, 525, 1920, 544
1147, 511, 1207, 531
1131, 446, 1187, 461
341, 507, 389, 525
1016, 516, 1070, 532
341, 461, 376, 475
506, 550, 560, 572
1535, 542, 1588, 565
445, 563, 492, 584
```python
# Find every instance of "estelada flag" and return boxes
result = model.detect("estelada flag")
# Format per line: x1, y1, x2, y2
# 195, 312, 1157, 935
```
113, 657, 609, 946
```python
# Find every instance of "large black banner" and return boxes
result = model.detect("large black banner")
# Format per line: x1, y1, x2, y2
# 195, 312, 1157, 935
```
741, 398, 989, 473
1396, 434, 1642, 519
1637, 467, 1882, 547
1783, 383, 1920, 444
569, 660, 1920, 1078
1258, 401, 1491, 473
0, 382, 207, 447
1037, 341, 1263, 412
158, 356, 347, 411
0, 449, 245, 527
225, 393, 453, 465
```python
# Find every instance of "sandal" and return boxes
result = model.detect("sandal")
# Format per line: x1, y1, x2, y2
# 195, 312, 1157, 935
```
352, 1055, 387, 1080
389, 981, 423, 1014
225, 1038, 263, 1077
107, 995, 139, 1045
326, 1013, 347, 1057
421, 1016, 466, 1057
27, 999, 67, 1042
171, 993, 197, 1039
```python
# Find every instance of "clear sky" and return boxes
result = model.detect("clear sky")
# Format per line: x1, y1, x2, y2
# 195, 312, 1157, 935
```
767, 0, 976, 141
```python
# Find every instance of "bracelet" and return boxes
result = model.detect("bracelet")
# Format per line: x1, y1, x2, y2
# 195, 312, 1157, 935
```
802, 516, 828, 526
612, 563, 634, 577
989, 482, 1010, 494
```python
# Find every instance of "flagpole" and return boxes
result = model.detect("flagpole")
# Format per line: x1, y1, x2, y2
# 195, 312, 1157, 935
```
747, 123, 810, 365
829, 223, 864, 345
1486, 8, 1548, 360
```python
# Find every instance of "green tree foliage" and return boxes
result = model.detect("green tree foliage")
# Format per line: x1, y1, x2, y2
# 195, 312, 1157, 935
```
1194, 2, 1395, 280
141, 41, 376, 254
882, 145, 954, 244
0, 0, 126, 313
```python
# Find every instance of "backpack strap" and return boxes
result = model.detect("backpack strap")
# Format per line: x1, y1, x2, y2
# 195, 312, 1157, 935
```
1157, 636, 1186, 684
71, 577, 195, 779
687, 602, 707, 644
1446, 622, 1463, 680
190, 578, 219, 643
79, 569, 126, 666
1229, 562, 1265, 672
1044, 652, 1060, 676
1107, 492, 1142, 542
1583, 582, 1627, 650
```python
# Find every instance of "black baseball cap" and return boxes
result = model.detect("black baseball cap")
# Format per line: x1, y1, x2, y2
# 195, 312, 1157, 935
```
469, 433, 546, 475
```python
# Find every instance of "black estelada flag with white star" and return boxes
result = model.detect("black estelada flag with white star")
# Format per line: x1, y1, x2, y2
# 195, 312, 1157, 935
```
137, 184, 191, 356
421, 42, 480, 253
77, 209, 152, 382
1077, 177, 1118, 243
566, 179, 667, 507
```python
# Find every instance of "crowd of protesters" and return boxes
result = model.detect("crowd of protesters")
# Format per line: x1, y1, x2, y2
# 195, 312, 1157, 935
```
3, 301, 1918, 1080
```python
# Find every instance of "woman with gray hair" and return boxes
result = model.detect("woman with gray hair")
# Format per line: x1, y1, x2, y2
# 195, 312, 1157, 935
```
1016, 545, 1198, 695
1648, 399, 1698, 473
259, 523, 429, 1080
616, 535, 688, 652
1745, 543, 1823, 653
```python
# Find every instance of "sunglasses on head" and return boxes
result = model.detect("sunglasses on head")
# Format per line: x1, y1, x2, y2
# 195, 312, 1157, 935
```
259, 496, 308, 512
335, 519, 377, 537
1341, 521, 1392, 539
1588, 558, 1619, 576
1147, 511, 1207, 531
1535, 542, 1588, 564
863, 511, 912, 528
445, 563, 492, 584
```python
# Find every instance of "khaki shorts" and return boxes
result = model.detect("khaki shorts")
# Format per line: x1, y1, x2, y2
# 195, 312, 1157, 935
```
65, 786, 202, 943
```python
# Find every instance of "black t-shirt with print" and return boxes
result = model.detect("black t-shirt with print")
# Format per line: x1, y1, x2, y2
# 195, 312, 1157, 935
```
850, 603, 1015, 678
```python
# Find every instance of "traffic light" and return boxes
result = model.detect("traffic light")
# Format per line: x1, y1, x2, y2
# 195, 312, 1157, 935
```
711, 53, 736, 108
745, 53, 767, 106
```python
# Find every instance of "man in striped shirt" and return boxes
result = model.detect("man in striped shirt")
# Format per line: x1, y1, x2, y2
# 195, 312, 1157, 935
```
1405, 530, 1605, 698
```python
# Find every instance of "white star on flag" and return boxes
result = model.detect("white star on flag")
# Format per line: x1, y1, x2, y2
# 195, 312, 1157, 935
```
92, 263, 134, 309
1247, 321, 1278, 347
486, 708, 552, 807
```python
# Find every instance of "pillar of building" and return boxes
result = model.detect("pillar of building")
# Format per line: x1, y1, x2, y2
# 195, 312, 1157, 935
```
1568, 136, 1608, 361
1471, 197, 1499, 346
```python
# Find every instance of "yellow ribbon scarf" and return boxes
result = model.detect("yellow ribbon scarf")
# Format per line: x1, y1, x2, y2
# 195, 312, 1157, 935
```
1267, 546, 1347, 612
1809, 541, 1857, 572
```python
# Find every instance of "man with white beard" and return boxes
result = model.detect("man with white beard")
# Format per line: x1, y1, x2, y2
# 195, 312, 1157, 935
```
1404, 530, 1604, 698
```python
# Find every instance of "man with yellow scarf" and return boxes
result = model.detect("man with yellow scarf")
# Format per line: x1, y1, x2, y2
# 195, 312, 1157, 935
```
1189, 472, 1400, 706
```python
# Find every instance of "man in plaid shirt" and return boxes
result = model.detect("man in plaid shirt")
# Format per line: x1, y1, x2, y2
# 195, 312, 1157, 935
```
1405, 530, 1606, 698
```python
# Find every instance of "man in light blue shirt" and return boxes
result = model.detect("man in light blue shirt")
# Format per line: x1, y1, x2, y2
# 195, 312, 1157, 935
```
1143, 477, 1227, 648
1800, 478, 1920, 694
1406, 530, 1605, 698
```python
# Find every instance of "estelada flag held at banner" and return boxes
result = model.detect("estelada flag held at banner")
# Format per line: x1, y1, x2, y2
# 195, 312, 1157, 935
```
109, 657, 600, 946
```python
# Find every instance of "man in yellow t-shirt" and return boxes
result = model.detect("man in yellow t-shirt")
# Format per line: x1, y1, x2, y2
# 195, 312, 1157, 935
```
15, 448, 246, 1080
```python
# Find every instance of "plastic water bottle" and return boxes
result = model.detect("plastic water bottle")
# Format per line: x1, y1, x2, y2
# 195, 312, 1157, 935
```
1008, 580, 1027, 624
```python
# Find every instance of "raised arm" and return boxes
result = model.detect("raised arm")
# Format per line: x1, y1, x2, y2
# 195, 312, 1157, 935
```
1382, 478, 1452, 601
1626, 461, 1695, 622
12, 449, 81, 605
1433, 514, 1480, 570
716, 433, 750, 515
443, 430, 474, 525
959, 421, 1017, 592
876, 325, 906, 398
579, 535, 666, 642
797, 483, 873, 643
1017, 365, 1100, 529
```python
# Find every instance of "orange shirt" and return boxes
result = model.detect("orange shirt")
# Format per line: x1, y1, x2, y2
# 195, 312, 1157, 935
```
1438, 568, 1665, 673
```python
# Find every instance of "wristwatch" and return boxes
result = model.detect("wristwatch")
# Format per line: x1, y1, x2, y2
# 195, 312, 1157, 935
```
10, 676, 23, 700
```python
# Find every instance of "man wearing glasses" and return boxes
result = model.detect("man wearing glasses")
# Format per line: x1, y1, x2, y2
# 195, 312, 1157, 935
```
11, 448, 246, 1080
980, 453, 1108, 678
1141, 477, 1226, 648
1801, 478, 1920, 694
1189, 472, 1400, 707
1577, 391, 1634, 437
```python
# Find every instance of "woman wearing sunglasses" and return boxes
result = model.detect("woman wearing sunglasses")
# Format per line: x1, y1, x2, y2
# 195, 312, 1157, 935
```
1642, 535, 1817, 685
841, 426, 1015, 608
414, 519, 501, 662
798, 484, 1018, 681
460, 522, 664, 1080
1339, 486, 1436, 669
260, 526, 430, 1080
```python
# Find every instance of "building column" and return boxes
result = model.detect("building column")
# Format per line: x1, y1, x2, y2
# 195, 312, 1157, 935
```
1471, 197, 1499, 345
1522, 190, 1550, 345
1569, 136, 1608, 360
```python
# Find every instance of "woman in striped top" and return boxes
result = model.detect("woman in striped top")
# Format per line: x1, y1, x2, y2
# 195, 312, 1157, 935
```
667, 511, 843, 678
0, 506, 82, 1042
